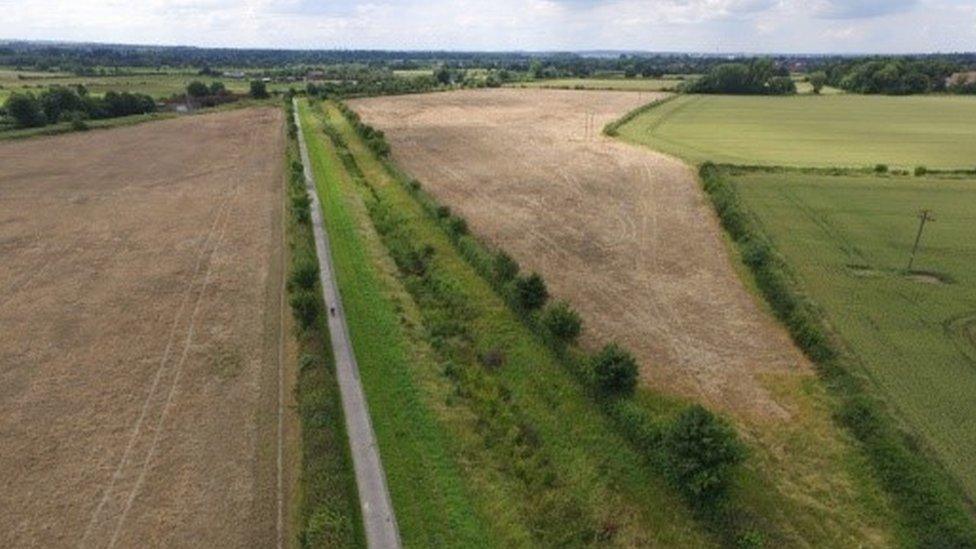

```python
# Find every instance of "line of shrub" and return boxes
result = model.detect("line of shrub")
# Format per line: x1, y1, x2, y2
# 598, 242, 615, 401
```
335, 100, 767, 546
699, 162, 976, 548
602, 94, 677, 137
284, 99, 364, 549
320, 107, 609, 545
717, 162, 976, 179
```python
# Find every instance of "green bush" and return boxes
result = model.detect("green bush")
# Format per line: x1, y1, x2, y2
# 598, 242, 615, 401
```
493, 251, 520, 283
186, 80, 209, 98
592, 343, 638, 395
250, 80, 270, 99
515, 272, 548, 311
68, 111, 89, 131
290, 290, 320, 330
874, 163, 889, 173
663, 405, 745, 507
542, 301, 582, 344
290, 257, 320, 291
914, 165, 928, 176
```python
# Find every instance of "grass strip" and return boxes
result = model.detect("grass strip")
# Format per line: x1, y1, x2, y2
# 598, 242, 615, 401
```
282, 100, 364, 548
297, 99, 496, 547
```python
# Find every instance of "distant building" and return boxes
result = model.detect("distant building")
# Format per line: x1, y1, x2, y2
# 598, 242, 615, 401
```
223, 71, 246, 79
306, 71, 326, 81
946, 71, 976, 87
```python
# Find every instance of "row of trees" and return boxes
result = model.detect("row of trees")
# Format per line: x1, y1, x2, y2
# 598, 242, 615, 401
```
186, 80, 269, 99
487, 233, 745, 508
2, 86, 155, 129
823, 58, 960, 95
685, 59, 796, 95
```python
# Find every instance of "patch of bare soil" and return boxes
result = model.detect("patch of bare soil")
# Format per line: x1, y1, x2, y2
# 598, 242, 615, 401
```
0, 107, 285, 548
352, 89, 810, 421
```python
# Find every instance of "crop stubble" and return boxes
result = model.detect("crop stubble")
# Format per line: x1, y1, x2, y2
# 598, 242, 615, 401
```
0, 107, 285, 548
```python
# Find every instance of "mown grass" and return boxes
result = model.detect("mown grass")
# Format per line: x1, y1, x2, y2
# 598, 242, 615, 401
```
730, 169, 976, 504
297, 100, 497, 547
618, 94, 976, 169
308, 98, 716, 547
283, 101, 363, 548
701, 165, 976, 548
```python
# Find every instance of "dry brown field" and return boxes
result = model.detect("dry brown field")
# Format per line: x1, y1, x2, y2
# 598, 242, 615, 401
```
352, 89, 808, 419
351, 89, 897, 543
0, 108, 286, 548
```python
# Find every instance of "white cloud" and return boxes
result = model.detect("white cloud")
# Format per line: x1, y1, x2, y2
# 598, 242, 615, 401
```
0, 0, 971, 53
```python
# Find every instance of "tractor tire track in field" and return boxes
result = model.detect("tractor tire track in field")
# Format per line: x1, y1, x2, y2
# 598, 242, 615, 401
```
81, 182, 241, 549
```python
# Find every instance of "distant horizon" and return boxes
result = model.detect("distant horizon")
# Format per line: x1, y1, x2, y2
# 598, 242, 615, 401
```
1, 0, 974, 55
3, 38, 975, 58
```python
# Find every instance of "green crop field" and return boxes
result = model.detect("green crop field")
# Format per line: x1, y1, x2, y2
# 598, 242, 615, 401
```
730, 170, 976, 500
514, 77, 685, 91
618, 94, 976, 169
0, 68, 294, 99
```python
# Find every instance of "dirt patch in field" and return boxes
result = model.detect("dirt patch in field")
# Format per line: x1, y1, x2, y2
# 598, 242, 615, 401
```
0, 108, 285, 548
352, 89, 813, 421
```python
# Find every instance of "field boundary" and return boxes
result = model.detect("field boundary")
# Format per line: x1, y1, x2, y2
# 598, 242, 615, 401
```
292, 98, 401, 549
602, 93, 677, 136
698, 163, 976, 547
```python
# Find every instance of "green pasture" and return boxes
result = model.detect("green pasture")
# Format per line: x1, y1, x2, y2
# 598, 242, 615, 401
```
0, 68, 295, 99
731, 170, 976, 501
618, 94, 976, 169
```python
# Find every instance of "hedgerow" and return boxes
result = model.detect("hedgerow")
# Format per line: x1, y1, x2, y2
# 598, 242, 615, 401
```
332, 99, 761, 545
285, 99, 363, 549
321, 109, 605, 545
699, 162, 976, 548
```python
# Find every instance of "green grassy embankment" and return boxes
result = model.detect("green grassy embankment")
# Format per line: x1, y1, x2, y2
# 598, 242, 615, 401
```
283, 100, 363, 548
297, 99, 497, 547
303, 97, 715, 546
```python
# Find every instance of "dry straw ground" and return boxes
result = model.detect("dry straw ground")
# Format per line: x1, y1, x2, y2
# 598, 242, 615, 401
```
0, 108, 285, 548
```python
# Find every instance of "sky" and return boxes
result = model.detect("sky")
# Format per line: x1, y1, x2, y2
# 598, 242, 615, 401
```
1, 0, 974, 54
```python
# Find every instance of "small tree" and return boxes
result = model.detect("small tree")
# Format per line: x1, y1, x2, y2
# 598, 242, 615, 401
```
515, 272, 548, 310
663, 405, 745, 507
592, 343, 638, 395
209, 81, 227, 95
543, 301, 582, 344
809, 71, 827, 94
4, 93, 46, 128
250, 80, 270, 99
186, 80, 209, 98
493, 251, 520, 283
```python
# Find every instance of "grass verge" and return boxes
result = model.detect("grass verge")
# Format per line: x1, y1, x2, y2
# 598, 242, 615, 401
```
283, 100, 364, 548
297, 99, 497, 547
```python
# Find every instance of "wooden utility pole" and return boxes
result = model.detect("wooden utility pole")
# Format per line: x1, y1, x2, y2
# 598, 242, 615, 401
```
907, 209, 935, 271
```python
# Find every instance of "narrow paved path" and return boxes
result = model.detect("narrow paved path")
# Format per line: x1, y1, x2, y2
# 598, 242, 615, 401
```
293, 99, 401, 549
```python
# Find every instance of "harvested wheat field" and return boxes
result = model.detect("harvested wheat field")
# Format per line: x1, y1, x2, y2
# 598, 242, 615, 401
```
353, 89, 808, 418
0, 108, 285, 548
352, 89, 896, 542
